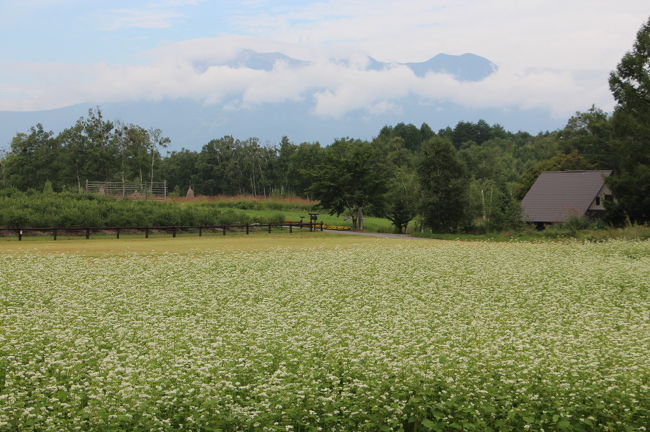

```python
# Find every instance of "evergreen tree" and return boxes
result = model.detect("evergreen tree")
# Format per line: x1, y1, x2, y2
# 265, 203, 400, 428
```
417, 137, 470, 232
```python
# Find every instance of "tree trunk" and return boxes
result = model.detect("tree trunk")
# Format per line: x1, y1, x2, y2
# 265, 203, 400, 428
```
356, 206, 364, 231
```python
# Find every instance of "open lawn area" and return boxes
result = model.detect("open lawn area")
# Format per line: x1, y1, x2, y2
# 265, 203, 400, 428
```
0, 236, 649, 431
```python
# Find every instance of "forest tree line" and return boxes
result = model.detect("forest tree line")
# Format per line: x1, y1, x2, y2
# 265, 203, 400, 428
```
0, 16, 648, 232
0, 109, 640, 232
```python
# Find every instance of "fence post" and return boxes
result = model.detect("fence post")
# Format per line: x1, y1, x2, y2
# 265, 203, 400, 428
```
145, 227, 149, 239
53, 229, 57, 241
85, 228, 90, 240
222, 226, 226, 236
321, 222, 324, 231
289, 224, 292, 233
18, 229, 22, 241
172, 227, 177, 238
116, 228, 120, 239
199, 226, 202, 237
268, 223, 272, 233
246, 224, 249, 235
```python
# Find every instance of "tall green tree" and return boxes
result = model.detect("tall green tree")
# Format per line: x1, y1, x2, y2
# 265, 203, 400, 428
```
417, 137, 470, 232
606, 16, 650, 223
309, 139, 387, 231
558, 107, 614, 168
160, 149, 200, 195
59, 108, 116, 191
4, 124, 63, 190
383, 167, 419, 233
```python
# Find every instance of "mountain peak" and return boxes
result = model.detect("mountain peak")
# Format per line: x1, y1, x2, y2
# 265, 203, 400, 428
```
403, 53, 497, 81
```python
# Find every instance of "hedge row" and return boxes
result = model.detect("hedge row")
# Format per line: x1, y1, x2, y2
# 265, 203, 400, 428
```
0, 190, 286, 228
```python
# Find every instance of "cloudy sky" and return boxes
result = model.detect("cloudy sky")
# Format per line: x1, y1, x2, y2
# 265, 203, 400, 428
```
0, 0, 647, 119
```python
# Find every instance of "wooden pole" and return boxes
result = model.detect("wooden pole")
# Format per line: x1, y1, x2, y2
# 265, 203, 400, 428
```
116, 228, 120, 239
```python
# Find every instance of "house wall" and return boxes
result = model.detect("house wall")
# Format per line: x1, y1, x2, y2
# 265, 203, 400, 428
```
588, 184, 613, 211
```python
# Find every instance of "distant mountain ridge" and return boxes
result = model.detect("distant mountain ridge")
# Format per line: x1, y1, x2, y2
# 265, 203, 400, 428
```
0, 51, 562, 151
209, 50, 497, 82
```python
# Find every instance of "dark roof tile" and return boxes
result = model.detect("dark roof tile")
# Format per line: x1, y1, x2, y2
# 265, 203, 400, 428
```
522, 170, 612, 223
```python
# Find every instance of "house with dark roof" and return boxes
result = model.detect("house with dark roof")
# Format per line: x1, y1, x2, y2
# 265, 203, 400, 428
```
521, 170, 613, 228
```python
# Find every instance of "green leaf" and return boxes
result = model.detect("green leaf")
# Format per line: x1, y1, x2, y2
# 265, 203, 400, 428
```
421, 418, 436, 430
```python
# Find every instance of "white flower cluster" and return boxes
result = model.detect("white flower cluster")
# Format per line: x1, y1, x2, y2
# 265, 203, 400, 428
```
0, 240, 648, 431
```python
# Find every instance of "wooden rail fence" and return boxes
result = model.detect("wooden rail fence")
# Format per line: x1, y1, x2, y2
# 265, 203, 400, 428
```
1, 222, 324, 241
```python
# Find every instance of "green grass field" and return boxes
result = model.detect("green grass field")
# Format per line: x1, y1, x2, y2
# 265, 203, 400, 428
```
1, 236, 649, 431
204, 207, 396, 233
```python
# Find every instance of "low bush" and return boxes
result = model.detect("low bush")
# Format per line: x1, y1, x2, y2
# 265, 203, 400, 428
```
0, 191, 286, 228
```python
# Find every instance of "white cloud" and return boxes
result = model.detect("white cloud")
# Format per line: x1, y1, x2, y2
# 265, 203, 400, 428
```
230, 0, 647, 71
0, 37, 618, 117
1, 0, 646, 118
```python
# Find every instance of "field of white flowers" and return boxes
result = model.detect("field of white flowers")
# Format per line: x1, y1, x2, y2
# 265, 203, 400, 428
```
1, 239, 649, 431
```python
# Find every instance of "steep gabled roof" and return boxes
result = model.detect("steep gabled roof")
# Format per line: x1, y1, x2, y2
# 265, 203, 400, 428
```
522, 170, 612, 223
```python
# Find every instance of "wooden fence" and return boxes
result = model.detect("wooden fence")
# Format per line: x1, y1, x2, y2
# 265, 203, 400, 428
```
0, 222, 324, 241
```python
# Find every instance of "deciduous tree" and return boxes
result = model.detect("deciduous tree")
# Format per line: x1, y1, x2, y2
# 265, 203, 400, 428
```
607, 16, 650, 223
309, 139, 387, 231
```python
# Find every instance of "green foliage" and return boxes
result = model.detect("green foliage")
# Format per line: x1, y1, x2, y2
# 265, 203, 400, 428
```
377, 122, 435, 152
447, 119, 507, 148
606, 16, 650, 224
558, 106, 614, 168
383, 168, 420, 233
468, 179, 523, 232
544, 215, 598, 237
309, 139, 388, 230
0, 191, 287, 228
606, 164, 650, 224
4, 125, 63, 191
417, 137, 470, 233
208, 199, 314, 212
5, 108, 639, 233
609, 16, 650, 118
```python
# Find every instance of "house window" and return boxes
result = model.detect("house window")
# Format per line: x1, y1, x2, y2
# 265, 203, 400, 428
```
595, 196, 601, 206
